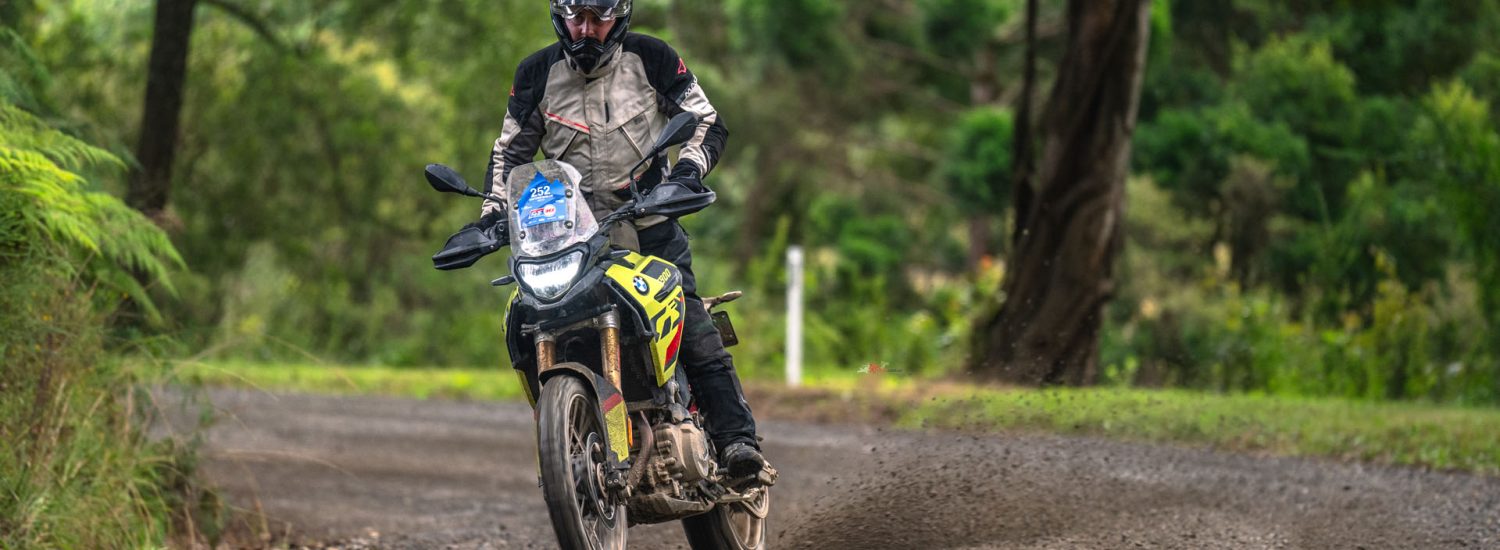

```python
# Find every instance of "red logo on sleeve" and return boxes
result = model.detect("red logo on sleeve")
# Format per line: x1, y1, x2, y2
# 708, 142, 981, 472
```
676, 58, 688, 76
509, 86, 515, 97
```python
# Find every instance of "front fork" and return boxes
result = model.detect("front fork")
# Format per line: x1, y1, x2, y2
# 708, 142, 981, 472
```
533, 310, 633, 475
533, 309, 622, 390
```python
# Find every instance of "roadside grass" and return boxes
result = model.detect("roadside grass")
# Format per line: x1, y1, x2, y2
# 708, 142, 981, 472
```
778, 377, 1500, 475
175, 360, 528, 401
175, 362, 1500, 476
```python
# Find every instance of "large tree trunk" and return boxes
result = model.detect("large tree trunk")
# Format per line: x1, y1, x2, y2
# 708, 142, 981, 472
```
1010, 0, 1039, 245
128, 0, 198, 223
969, 0, 1152, 385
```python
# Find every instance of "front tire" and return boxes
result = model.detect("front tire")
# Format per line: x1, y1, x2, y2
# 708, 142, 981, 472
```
682, 487, 770, 550
538, 374, 627, 550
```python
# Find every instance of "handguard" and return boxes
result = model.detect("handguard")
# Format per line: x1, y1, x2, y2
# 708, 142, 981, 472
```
432, 224, 505, 270
636, 182, 715, 219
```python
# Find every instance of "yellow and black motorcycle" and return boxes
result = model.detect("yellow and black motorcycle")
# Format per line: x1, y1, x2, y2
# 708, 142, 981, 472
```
425, 113, 772, 550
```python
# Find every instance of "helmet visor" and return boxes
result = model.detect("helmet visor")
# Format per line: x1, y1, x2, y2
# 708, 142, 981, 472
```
551, 0, 631, 21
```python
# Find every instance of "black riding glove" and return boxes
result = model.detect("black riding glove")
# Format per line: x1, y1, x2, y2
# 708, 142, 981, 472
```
461, 210, 509, 243
665, 163, 707, 194
463, 209, 505, 231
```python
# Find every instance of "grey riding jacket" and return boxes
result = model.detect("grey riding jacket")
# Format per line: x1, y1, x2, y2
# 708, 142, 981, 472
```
481, 33, 728, 229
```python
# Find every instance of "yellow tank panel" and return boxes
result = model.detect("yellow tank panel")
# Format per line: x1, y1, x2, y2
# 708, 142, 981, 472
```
604, 252, 686, 386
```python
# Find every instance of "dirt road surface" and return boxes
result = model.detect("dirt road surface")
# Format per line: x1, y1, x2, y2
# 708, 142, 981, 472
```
171, 388, 1499, 549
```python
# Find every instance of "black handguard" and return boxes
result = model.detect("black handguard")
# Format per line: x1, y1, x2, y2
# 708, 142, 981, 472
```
638, 180, 714, 219
433, 219, 508, 271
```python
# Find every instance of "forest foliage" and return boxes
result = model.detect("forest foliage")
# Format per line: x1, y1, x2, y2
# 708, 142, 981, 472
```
8, 0, 1500, 405
1, 22, 192, 547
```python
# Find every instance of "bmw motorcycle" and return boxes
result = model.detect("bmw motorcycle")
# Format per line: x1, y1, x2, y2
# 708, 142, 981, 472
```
424, 113, 773, 550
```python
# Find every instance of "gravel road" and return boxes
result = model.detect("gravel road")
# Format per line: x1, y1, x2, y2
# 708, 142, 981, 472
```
172, 388, 1499, 549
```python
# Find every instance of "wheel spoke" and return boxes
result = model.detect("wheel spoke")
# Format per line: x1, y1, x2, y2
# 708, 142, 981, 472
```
543, 380, 623, 549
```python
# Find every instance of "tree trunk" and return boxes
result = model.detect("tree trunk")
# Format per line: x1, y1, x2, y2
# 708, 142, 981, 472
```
128, 0, 198, 222
1010, 0, 1039, 246
969, 0, 1152, 385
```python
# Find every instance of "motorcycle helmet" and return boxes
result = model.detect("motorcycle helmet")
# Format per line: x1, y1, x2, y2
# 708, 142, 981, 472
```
550, 0, 632, 74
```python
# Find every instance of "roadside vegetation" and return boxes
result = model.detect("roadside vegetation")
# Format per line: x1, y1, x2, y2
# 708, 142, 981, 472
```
0, 26, 209, 548
177, 360, 528, 401
178, 361, 1500, 476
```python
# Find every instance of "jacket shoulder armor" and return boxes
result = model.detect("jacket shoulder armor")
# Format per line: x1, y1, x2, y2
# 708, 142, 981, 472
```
510, 45, 565, 117
620, 33, 674, 58
619, 33, 692, 100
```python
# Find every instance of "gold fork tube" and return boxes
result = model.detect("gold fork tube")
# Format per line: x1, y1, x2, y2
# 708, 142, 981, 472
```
601, 311, 622, 390
536, 332, 557, 372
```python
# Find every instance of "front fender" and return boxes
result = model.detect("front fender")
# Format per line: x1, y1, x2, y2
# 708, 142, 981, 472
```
540, 363, 631, 464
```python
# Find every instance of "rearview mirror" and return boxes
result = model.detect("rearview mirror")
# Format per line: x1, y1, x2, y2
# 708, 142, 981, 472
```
425, 164, 482, 197
649, 112, 701, 156
624, 113, 704, 201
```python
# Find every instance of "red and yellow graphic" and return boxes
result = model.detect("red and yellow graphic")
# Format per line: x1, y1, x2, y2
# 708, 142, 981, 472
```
604, 252, 686, 386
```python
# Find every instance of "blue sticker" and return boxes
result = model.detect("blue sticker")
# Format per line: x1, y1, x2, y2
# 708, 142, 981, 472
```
516, 173, 570, 228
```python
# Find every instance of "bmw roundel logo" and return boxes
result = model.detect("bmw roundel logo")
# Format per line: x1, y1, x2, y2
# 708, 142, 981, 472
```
632, 276, 649, 294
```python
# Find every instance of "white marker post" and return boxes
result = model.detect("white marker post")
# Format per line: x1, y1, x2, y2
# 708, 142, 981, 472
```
786, 245, 804, 388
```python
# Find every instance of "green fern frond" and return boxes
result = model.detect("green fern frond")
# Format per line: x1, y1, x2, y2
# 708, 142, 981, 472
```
0, 28, 55, 114
0, 146, 103, 252
84, 191, 185, 288
1, 98, 182, 320
0, 103, 121, 173
88, 260, 164, 322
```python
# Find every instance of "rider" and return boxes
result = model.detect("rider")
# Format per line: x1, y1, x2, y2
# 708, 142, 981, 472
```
474, 0, 765, 478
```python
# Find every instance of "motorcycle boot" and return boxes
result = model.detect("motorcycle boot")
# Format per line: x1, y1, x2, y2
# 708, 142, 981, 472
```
637, 220, 763, 454
720, 441, 766, 479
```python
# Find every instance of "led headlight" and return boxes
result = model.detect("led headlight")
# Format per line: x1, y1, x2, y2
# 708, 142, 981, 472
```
517, 250, 585, 301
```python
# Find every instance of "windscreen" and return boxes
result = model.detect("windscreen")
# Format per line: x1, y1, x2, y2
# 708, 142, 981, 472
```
506, 160, 598, 258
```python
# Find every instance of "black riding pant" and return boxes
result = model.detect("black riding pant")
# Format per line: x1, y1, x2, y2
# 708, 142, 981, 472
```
638, 220, 759, 450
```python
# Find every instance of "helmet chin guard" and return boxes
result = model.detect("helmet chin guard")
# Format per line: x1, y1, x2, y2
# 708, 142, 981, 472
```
550, 0, 632, 74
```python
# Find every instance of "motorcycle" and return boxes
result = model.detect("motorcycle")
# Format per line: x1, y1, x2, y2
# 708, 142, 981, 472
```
424, 113, 774, 550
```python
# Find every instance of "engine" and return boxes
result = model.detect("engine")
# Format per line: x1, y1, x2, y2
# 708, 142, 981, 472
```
628, 420, 717, 524
652, 421, 717, 485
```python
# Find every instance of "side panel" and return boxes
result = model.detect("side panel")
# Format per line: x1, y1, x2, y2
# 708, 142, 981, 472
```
604, 252, 687, 387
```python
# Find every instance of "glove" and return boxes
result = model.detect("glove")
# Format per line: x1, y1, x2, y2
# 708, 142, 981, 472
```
461, 210, 509, 243
664, 163, 707, 194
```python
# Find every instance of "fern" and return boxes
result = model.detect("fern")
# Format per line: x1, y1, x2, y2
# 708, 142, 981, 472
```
0, 102, 183, 320
0, 27, 55, 113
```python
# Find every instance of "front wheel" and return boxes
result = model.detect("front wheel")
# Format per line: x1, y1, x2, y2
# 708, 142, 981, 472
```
538, 374, 627, 550
682, 487, 770, 550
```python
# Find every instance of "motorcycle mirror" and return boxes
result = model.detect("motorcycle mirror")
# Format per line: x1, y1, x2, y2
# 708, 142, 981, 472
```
627, 113, 702, 200
649, 112, 701, 156
425, 164, 482, 197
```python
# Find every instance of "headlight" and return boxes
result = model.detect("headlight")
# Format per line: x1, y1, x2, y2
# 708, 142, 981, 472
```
517, 250, 585, 301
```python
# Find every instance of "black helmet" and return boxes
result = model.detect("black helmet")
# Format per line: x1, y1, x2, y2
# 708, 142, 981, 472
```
550, 0, 632, 74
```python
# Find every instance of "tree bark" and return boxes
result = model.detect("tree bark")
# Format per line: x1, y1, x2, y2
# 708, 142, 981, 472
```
969, 0, 1152, 385
128, 0, 198, 222
1009, 0, 1039, 246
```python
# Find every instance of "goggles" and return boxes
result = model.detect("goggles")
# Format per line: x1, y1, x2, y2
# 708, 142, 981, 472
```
551, 2, 629, 22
